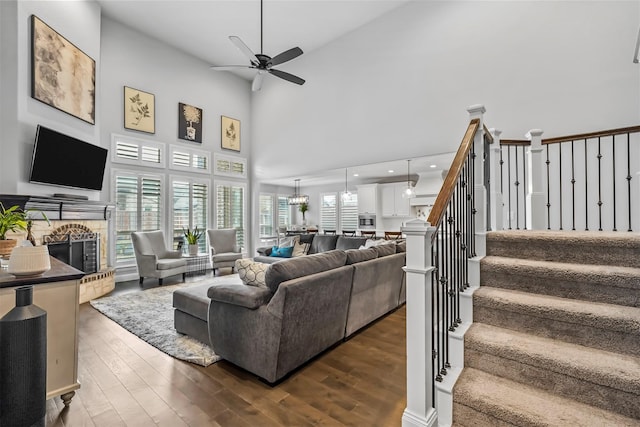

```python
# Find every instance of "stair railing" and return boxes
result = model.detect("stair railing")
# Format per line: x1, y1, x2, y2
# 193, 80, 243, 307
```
496, 125, 640, 232
402, 105, 489, 426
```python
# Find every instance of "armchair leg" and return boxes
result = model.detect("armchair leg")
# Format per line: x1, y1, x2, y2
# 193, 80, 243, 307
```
159, 278, 163, 286
182, 273, 186, 282
139, 277, 144, 285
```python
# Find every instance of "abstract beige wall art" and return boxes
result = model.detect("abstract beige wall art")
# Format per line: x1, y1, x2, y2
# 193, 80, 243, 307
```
221, 116, 240, 152
31, 15, 95, 124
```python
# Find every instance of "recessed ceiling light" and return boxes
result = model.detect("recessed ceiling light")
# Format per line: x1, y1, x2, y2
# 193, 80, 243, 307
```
353, 173, 359, 177
388, 169, 394, 173
430, 164, 437, 168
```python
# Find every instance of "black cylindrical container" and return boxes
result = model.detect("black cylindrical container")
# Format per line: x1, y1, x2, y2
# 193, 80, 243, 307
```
0, 285, 47, 427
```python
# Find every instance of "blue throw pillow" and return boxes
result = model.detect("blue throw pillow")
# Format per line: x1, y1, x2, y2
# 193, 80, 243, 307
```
270, 245, 294, 258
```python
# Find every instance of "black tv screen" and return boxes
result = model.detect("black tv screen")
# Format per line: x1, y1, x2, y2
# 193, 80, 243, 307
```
29, 125, 108, 191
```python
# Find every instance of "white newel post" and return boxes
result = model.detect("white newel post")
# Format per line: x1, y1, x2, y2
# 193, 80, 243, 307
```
467, 105, 487, 259
526, 129, 546, 230
402, 219, 438, 427
488, 128, 504, 231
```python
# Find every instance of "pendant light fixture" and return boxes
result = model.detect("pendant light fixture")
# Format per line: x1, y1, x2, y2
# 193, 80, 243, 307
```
287, 179, 309, 205
402, 159, 416, 199
341, 168, 352, 202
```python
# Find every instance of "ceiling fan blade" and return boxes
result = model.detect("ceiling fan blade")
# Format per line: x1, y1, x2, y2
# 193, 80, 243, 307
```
210, 65, 253, 71
269, 69, 305, 86
269, 47, 303, 67
229, 36, 259, 66
252, 71, 266, 92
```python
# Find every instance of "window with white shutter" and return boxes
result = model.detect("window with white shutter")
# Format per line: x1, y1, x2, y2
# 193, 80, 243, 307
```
113, 171, 163, 265
213, 153, 247, 178
277, 196, 291, 228
111, 134, 164, 168
259, 194, 275, 238
172, 177, 209, 253
215, 181, 246, 249
340, 192, 359, 231
169, 145, 210, 174
320, 193, 337, 231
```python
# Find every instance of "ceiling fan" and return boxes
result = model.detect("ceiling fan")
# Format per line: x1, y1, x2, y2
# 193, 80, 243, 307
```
210, 0, 305, 92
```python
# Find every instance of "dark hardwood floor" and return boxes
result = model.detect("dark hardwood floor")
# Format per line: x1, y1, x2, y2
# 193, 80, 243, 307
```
46, 272, 407, 426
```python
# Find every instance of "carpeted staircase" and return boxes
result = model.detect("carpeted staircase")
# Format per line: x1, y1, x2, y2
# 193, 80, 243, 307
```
452, 230, 640, 426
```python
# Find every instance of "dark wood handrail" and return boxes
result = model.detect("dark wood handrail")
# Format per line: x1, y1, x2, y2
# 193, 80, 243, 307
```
427, 119, 480, 231
542, 125, 640, 145
500, 139, 530, 146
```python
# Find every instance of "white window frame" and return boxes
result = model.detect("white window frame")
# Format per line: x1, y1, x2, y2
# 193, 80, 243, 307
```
169, 144, 211, 175
320, 192, 338, 231
170, 175, 211, 253
259, 192, 276, 239
111, 168, 165, 267
214, 179, 247, 250
111, 134, 165, 169
213, 152, 247, 179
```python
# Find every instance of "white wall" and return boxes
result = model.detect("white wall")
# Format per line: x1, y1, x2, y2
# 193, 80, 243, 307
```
252, 1, 640, 184
1, 0, 101, 196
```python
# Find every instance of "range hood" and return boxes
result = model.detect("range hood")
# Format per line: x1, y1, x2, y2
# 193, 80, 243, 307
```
409, 170, 446, 206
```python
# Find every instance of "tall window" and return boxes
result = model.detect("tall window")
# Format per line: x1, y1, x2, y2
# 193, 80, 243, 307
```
113, 171, 163, 265
172, 178, 208, 253
320, 193, 337, 231
259, 194, 274, 238
216, 182, 246, 249
277, 196, 291, 228
340, 192, 359, 231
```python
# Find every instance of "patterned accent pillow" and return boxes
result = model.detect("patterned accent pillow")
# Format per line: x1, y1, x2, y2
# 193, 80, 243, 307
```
235, 259, 269, 288
292, 240, 310, 257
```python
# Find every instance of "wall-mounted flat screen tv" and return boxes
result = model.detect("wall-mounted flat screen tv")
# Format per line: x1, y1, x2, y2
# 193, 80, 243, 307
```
29, 125, 108, 191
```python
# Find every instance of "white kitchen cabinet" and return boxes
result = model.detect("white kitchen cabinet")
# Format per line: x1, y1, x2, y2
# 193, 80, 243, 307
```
356, 184, 378, 214
380, 182, 411, 217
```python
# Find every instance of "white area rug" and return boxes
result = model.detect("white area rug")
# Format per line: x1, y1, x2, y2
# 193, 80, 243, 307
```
90, 278, 227, 366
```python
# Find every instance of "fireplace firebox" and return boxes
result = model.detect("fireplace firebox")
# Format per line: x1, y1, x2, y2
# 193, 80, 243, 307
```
44, 229, 100, 274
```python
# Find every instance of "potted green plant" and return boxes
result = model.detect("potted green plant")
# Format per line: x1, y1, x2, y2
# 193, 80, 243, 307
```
0, 203, 49, 256
298, 202, 309, 225
183, 226, 202, 255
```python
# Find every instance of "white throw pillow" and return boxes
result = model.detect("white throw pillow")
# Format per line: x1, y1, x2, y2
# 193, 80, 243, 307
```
235, 259, 269, 288
292, 239, 310, 257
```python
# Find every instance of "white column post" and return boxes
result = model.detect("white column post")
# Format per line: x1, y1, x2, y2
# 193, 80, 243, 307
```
466, 104, 487, 258
488, 128, 504, 231
525, 129, 546, 230
402, 219, 437, 427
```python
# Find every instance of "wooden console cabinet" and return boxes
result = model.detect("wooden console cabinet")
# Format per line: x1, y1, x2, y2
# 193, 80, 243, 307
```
0, 257, 83, 406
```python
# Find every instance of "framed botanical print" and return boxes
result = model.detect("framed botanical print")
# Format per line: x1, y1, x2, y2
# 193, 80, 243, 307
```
178, 103, 203, 143
31, 15, 96, 124
124, 86, 155, 134
221, 116, 240, 152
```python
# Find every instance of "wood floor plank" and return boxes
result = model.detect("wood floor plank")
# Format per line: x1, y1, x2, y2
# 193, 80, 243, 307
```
46, 279, 407, 426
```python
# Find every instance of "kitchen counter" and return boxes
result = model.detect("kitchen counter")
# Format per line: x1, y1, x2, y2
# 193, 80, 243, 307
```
0, 256, 84, 288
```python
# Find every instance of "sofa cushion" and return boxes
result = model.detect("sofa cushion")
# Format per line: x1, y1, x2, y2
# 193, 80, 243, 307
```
374, 243, 397, 257
235, 259, 269, 287
336, 236, 368, 250
270, 246, 294, 258
208, 283, 273, 309
211, 252, 243, 263
308, 235, 339, 254
396, 240, 406, 253
345, 247, 378, 265
173, 283, 217, 321
299, 234, 315, 245
264, 249, 347, 293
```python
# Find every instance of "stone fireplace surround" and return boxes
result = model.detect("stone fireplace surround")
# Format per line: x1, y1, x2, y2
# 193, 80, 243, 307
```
0, 195, 115, 303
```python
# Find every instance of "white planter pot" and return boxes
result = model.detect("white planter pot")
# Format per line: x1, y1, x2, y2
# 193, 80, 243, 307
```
188, 244, 199, 255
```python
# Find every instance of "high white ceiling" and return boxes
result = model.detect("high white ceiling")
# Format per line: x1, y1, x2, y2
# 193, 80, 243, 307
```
98, 0, 411, 81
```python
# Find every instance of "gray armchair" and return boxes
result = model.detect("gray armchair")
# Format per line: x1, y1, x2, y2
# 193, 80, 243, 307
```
131, 230, 187, 285
207, 228, 243, 274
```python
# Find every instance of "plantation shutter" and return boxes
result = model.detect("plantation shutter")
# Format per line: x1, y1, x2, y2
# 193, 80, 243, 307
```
216, 183, 245, 248
277, 196, 290, 227
259, 194, 274, 238
192, 182, 208, 253
172, 180, 208, 253
172, 181, 190, 249
320, 193, 337, 231
340, 192, 358, 231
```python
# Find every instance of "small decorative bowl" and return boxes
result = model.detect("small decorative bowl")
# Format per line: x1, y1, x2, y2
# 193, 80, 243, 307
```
8, 245, 51, 277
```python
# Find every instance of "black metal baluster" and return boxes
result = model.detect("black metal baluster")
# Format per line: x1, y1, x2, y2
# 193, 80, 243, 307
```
598, 137, 603, 231
500, 146, 504, 196
585, 139, 589, 231
439, 222, 447, 378
435, 224, 443, 382
571, 140, 576, 231
559, 144, 563, 230
546, 145, 551, 230
431, 241, 438, 396
522, 145, 527, 230
461, 164, 469, 291
515, 146, 520, 230
627, 133, 632, 232
507, 146, 512, 230
471, 147, 476, 257
612, 135, 617, 231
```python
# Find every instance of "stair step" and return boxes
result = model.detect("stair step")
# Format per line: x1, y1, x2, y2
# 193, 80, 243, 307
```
453, 367, 639, 427
465, 323, 640, 419
473, 287, 640, 356
481, 256, 640, 307
486, 230, 640, 268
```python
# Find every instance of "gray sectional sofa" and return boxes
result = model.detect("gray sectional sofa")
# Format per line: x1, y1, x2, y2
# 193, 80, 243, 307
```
173, 240, 406, 383
254, 234, 368, 263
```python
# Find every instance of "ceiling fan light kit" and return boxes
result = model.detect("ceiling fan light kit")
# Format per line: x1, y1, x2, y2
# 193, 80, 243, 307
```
210, 0, 305, 91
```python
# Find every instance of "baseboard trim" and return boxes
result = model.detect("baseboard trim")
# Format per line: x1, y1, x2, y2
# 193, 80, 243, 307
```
402, 408, 438, 427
